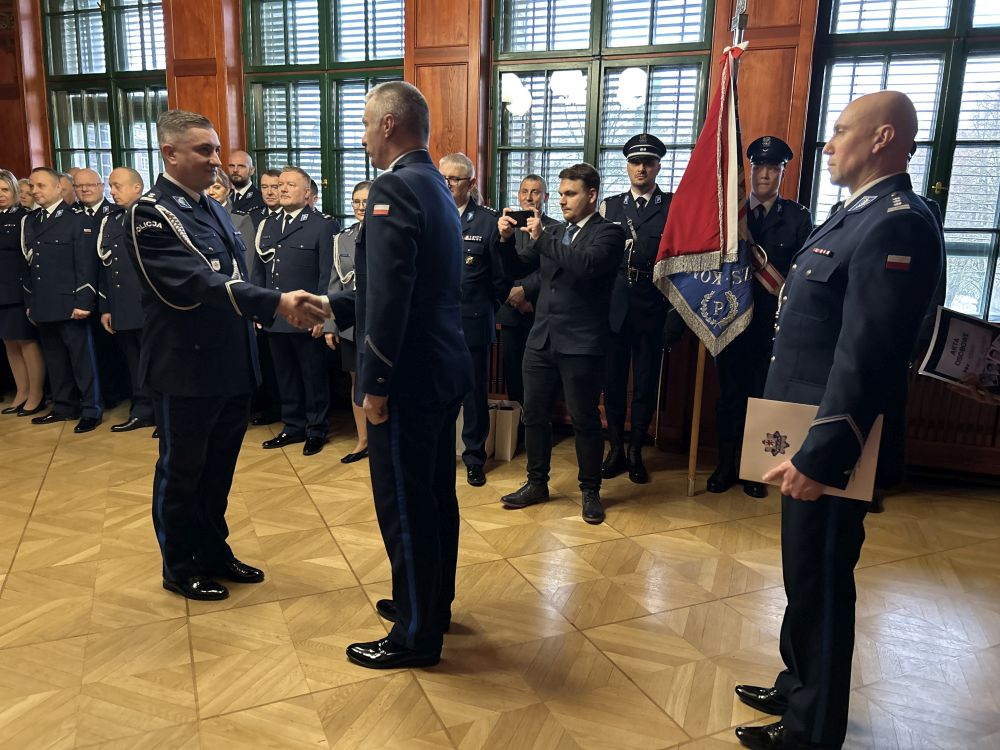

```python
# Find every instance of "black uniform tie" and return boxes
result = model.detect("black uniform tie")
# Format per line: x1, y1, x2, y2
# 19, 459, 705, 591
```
635, 196, 647, 212
283, 213, 293, 232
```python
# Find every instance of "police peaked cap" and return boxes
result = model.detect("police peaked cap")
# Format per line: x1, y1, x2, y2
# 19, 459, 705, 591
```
747, 136, 794, 165
623, 133, 667, 161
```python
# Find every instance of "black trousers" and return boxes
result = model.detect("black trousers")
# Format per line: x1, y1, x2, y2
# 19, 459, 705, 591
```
604, 309, 664, 435
461, 344, 490, 467
714, 318, 773, 444
36, 319, 103, 420
251, 330, 282, 420
522, 343, 605, 491
269, 332, 330, 438
500, 323, 530, 405
774, 494, 868, 747
116, 329, 154, 422
368, 397, 460, 653
93, 319, 130, 406
151, 391, 249, 581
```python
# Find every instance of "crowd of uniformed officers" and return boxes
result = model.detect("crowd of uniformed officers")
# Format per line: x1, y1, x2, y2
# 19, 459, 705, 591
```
1, 128, 811, 521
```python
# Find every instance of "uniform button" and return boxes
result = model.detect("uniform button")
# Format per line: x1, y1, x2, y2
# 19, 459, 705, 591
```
791, 263, 797, 270
771, 355, 776, 362
377, 377, 385, 384
782, 296, 788, 302
116, 284, 120, 288
775, 325, 779, 332
805, 269, 812, 277
194, 344, 201, 350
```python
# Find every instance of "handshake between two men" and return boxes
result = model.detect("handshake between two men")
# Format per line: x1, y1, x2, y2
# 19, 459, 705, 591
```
275, 290, 332, 330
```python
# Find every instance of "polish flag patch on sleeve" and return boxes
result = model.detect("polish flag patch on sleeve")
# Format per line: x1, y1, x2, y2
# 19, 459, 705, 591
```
372, 204, 390, 216
885, 254, 911, 271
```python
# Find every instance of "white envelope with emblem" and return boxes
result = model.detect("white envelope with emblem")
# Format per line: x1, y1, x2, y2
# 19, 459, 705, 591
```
739, 398, 883, 502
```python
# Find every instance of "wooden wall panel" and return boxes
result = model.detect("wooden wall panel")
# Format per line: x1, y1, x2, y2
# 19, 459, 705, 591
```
406, 0, 488, 182
162, 0, 246, 157
0, 0, 50, 174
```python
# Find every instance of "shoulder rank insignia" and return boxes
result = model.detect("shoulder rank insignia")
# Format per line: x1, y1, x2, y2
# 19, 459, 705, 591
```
174, 196, 191, 210
848, 195, 877, 212
887, 192, 911, 213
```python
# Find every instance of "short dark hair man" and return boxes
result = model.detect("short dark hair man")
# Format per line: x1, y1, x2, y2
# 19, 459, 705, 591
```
497, 163, 625, 525
128, 109, 327, 602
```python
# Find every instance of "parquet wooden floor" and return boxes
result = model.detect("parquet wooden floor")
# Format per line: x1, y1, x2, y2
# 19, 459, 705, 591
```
2, 401, 1000, 749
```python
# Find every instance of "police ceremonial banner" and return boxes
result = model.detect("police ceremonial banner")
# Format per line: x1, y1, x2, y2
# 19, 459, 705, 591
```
653, 44, 754, 356
740, 398, 883, 502
918, 306, 1000, 393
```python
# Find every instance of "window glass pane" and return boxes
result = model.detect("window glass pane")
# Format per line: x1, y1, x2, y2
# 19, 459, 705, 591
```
606, 0, 706, 47
249, 0, 321, 66
944, 232, 993, 317
974, 0, 1000, 27
249, 81, 323, 199
336, 0, 405, 62
944, 146, 1000, 231
51, 90, 112, 151
120, 87, 168, 188
112, 1, 166, 71
500, 150, 583, 217
832, 0, 952, 33
47, 9, 106, 75
500, 69, 589, 149
502, 0, 592, 53
956, 56, 1000, 142
331, 77, 396, 218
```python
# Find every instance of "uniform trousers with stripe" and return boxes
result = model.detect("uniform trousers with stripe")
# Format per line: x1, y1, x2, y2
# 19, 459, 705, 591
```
151, 391, 249, 581
269, 331, 330, 438
774, 493, 868, 748
368, 397, 461, 653
36, 319, 103, 419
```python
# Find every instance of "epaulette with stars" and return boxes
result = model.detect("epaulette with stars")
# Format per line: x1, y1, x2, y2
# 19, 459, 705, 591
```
886, 192, 911, 214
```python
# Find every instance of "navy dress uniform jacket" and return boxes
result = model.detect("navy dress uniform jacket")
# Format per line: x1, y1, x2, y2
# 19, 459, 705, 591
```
97, 208, 145, 331
0, 206, 28, 306
600, 187, 672, 333
345, 150, 472, 406
127, 176, 282, 397
231, 186, 265, 213
251, 206, 338, 334
764, 173, 943, 490
324, 222, 360, 341
748, 197, 813, 327
459, 198, 509, 348
22, 201, 98, 322
498, 214, 625, 356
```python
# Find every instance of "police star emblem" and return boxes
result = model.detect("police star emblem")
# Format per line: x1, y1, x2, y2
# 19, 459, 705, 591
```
762, 430, 790, 457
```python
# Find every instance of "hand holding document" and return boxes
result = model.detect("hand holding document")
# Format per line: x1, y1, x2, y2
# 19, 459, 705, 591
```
919, 306, 1000, 398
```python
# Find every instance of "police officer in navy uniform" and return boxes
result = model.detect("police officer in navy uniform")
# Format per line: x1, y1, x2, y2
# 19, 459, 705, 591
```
732, 92, 943, 750
252, 166, 338, 456
599, 133, 673, 484
98, 166, 155, 432
331, 82, 472, 669
439, 152, 509, 487
128, 110, 328, 602
22, 167, 104, 433
250, 168, 283, 230
228, 150, 265, 213
708, 136, 813, 498
495, 175, 557, 406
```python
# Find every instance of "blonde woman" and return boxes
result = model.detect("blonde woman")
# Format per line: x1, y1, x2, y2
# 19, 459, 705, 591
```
0, 169, 46, 415
17, 178, 34, 210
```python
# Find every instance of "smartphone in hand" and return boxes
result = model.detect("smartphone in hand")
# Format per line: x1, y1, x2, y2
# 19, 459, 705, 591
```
507, 209, 533, 228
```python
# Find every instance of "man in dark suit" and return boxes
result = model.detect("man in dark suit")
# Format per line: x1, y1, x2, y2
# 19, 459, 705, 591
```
128, 109, 327, 602
228, 150, 265, 213
439, 152, 508, 487
23, 167, 103, 433
600, 134, 673, 484
252, 166, 338, 456
497, 163, 625, 524
708, 136, 813, 498
250, 169, 283, 230
494, 174, 556, 407
99, 166, 155, 433
332, 81, 472, 670
733, 92, 944, 750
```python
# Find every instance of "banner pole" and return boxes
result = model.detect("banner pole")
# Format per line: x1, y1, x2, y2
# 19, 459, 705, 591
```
686, 1, 748, 498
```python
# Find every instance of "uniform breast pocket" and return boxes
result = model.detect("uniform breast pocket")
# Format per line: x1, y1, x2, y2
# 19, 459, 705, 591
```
464, 244, 485, 266
786, 260, 838, 321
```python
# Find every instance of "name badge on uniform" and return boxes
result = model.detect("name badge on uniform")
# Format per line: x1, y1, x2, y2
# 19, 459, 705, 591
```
210, 258, 221, 271
463, 234, 483, 242
175, 196, 191, 210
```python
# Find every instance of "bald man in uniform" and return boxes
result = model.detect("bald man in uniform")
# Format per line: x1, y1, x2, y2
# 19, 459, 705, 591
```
732, 91, 944, 749
228, 150, 265, 213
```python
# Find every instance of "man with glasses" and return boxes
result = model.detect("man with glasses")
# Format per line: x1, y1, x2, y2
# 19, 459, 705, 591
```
228, 150, 264, 213
440, 152, 509, 487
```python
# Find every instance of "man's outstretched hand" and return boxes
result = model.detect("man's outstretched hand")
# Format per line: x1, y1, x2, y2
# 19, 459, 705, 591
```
277, 290, 330, 329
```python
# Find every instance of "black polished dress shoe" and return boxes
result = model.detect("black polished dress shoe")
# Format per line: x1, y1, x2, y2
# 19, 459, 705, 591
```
374, 599, 451, 632
162, 576, 229, 601
735, 685, 787, 715
251, 413, 280, 426
152, 428, 160, 439
341, 447, 369, 464
74, 417, 102, 433
17, 401, 48, 417
32, 411, 73, 425
303, 436, 326, 456
627, 449, 649, 484
2, 401, 25, 415
110, 417, 155, 433
206, 558, 265, 584
262, 432, 306, 449
706, 464, 737, 493
467, 464, 486, 487
582, 489, 606, 524
501, 482, 549, 509
735, 721, 795, 749
601, 447, 627, 479
346, 637, 440, 670
743, 481, 768, 499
